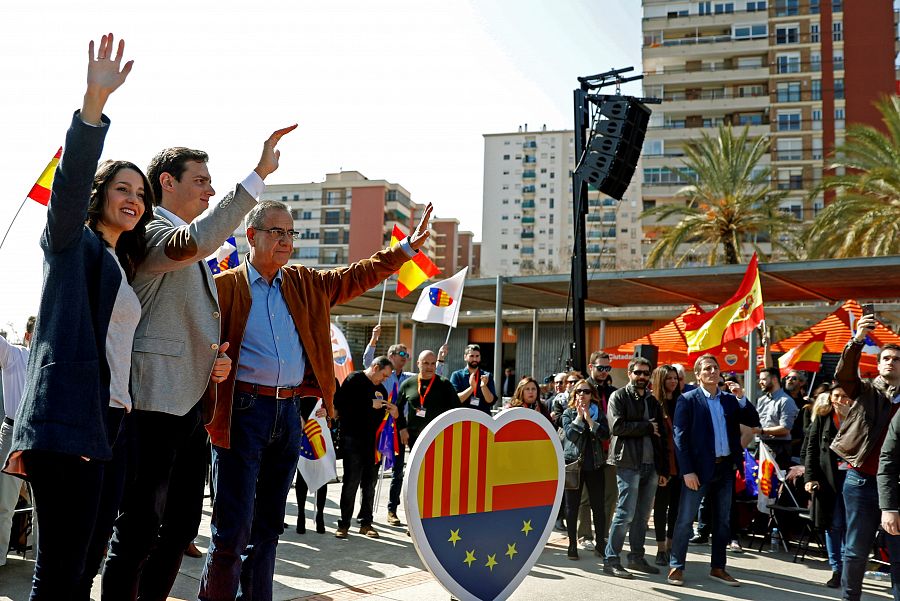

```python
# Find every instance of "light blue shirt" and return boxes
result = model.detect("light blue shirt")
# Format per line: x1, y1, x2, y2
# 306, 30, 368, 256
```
699, 386, 731, 458
235, 262, 305, 387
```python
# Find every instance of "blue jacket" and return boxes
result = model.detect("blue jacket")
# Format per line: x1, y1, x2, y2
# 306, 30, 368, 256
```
673, 386, 759, 484
8, 113, 122, 472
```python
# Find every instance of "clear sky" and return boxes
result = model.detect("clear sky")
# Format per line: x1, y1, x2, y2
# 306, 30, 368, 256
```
0, 0, 642, 335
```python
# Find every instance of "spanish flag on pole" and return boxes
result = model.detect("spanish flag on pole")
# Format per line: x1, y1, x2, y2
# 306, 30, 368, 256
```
778, 331, 827, 377
683, 253, 764, 354
28, 148, 62, 206
391, 224, 440, 298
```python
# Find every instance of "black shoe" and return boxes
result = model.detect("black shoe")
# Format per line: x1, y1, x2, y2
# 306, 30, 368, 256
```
655, 550, 669, 566
603, 562, 634, 579
315, 513, 325, 534
627, 556, 660, 574
689, 533, 709, 545
826, 571, 841, 589
554, 518, 566, 532
296, 520, 306, 534
567, 544, 579, 560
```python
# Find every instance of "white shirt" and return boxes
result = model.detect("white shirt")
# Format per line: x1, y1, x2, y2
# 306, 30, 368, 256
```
0, 335, 28, 418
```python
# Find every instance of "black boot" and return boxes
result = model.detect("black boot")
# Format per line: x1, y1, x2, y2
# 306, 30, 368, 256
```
316, 512, 326, 534
567, 541, 579, 560
296, 517, 306, 534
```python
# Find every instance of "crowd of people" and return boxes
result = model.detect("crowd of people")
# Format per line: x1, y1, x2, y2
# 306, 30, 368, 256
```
3, 31, 900, 601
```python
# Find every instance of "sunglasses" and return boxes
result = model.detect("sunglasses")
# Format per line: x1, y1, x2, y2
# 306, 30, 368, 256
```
566, 379, 579, 384
393, 351, 409, 358
631, 370, 651, 377
574, 389, 593, 395
592, 365, 612, 372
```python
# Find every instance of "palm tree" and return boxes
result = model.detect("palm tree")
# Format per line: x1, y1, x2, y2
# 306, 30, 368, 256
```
806, 96, 900, 258
641, 124, 797, 267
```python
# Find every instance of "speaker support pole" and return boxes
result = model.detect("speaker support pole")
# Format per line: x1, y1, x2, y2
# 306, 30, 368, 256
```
572, 86, 590, 375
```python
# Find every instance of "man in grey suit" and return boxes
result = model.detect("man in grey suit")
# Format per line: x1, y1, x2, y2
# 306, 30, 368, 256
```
102, 124, 296, 601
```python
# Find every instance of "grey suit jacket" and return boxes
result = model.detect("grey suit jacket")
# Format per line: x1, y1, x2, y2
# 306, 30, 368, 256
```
129, 186, 257, 415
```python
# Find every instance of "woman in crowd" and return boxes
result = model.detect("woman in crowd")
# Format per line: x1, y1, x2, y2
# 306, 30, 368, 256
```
650, 365, 681, 566
2, 34, 154, 600
509, 376, 552, 421
561, 379, 610, 560
804, 385, 853, 589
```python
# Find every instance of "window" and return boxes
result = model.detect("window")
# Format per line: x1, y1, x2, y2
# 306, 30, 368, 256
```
834, 50, 844, 70
812, 109, 823, 130
776, 138, 803, 161
714, 2, 734, 14
835, 107, 845, 129
810, 51, 821, 72
775, 25, 800, 45
810, 0, 819, 13
812, 138, 823, 160
297, 247, 318, 259
833, 22, 842, 41
500, 244, 508, 250
643, 139, 663, 156
699, 1, 712, 15
810, 24, 820, 43
503, 154, 510, 160
737, 113, 764, 125
777, 168, 804, 190
501, 215, 509, 221
832, 0, 842, 12
738, 84, 765, 97
746, 1, 766, 11
734, 24, 767, 40
776, 82, 801, 102
835, 78, 844, 100
775, 0, 798, 16
811, 80, 821, 101
776, 54, 801, 74
777, 111, 801, 131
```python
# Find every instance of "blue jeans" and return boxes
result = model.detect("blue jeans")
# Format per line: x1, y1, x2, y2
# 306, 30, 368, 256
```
826, 483, 846, 574
387, 443, 406, 514
671, 461, 734, 571
841, 469, 900, 601
605, 463, 658, 563
199, 392, 301, 601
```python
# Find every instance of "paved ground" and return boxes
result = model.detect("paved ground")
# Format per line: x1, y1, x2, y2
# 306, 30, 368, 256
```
0, 475, 893, 601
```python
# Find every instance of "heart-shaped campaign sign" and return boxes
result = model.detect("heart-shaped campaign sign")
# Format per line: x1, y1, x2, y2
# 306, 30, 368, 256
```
404, 407, 563, 601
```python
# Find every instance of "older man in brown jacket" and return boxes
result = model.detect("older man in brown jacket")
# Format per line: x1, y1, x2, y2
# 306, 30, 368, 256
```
200, 200, 433, 601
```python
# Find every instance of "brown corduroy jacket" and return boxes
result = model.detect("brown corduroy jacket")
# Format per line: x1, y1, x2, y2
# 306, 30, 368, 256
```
204, 245, 409, 448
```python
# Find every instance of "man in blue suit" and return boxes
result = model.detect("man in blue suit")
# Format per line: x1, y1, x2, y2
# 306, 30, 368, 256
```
668, 354, 759, 588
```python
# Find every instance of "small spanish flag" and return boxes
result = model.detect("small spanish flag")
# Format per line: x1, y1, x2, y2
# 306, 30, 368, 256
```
391, 224, 440, 298
28, 148, 62, 206
778, 331, 827, 377
684, 253, 765, 355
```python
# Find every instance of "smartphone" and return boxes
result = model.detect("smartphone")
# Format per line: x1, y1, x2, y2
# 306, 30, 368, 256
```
862, 303, 876, 318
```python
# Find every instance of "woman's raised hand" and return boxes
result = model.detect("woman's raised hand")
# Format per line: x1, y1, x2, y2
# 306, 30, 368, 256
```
82, 33, 134, 125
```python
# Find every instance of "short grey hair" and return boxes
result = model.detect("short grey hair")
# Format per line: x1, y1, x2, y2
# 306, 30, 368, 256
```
246, 200, 290, 229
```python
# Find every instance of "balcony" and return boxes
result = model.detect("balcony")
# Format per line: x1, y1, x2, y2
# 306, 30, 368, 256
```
661, 91, 769, 113
586, 244, 602, 254
522, 170, 536, 179
523, 141, 537, 149
644, 35, 767, 60
521, 247, 535, 255
521, 216, 535, 224
522, 156, 536, 164
522, 200, 535, 208
521, 231, 535, 239
586, 214, 601, 222
644, 65, 769, 87
522, 185, 536, 194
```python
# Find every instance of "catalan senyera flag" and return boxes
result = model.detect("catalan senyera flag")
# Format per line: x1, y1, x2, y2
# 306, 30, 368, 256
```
684, 253, 764, 355
297, 399, 337, 493
757, 441, 783, 514
391, 225, 440, 297
27, 147, 62, 206
778, 331, 827, 378
417, 419, 556, 600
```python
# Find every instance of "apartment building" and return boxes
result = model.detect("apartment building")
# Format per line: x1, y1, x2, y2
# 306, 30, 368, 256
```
235, 170, 431, 269
481, 126, 643, 277
641, 0, 898, 264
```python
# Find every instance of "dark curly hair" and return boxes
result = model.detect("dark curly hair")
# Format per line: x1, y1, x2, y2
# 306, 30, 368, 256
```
86, 160, 154, 282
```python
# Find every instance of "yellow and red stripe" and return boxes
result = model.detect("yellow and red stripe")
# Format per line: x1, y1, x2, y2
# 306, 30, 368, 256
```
27, 147, 62, 206
417, 420, 557, 519
778, 331, 826, 377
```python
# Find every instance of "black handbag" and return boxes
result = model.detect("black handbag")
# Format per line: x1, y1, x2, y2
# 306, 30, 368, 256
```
564, 457, 582, 490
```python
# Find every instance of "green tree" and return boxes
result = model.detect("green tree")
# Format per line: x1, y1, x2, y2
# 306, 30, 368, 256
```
641, 124, 797, 267
806, 96, 900, 258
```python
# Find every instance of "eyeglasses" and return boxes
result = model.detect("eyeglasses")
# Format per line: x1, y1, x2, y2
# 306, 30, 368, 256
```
255, 227, 300, 241
393, 351, 409, 358
566, 379, 579, 384
631, 370, 651, 377
574, 389, 593, 395
592, 365, 612, 372
785, 375, 799, 381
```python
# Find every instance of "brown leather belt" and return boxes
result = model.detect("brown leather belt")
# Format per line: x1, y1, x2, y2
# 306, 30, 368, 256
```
235, 380, 302, 399
715, 456, 730, 464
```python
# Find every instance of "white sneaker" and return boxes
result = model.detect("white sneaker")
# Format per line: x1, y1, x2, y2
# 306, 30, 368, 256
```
579, 538, 595, 551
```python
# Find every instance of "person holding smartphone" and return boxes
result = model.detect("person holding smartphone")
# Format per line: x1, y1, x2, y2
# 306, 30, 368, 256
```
333, 357, 395, 540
